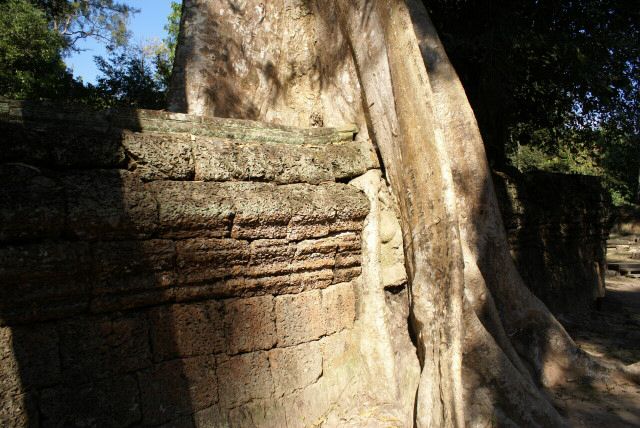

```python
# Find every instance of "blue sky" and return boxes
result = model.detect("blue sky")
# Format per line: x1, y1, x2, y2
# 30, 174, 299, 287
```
65, 0, 177, 84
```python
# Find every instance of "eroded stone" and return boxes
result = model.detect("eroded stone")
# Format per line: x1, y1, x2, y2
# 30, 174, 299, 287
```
275, 290, 325, 347
269, 341, 322, 397
150, 301, 226, 361
224, 295, 276, 354
216, 352, 274, 407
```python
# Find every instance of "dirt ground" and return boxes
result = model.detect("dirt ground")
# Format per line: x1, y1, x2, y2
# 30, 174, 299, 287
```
553, 275, 640, 427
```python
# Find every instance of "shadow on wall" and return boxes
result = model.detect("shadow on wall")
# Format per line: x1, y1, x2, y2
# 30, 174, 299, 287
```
462, 169, 631, 426
492, 168, 609, 315
0, 99, 367, 427
0, 105, 201, 427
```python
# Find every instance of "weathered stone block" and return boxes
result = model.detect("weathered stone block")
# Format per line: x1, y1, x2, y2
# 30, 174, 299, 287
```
329, 140, 380, 179
241, 270, 335, 298
269, 341, 322, 397
1, 325, 60, 391
200, 140, 332, 184
40, 375, 140, 428
290, 237, 341, 275
287, 183, 369, 240
0, 300, 88, 326
64, 170, 157, 240
334, 251, 361, 269
0, 165, 65, 242
275, 290, 325, 347
0, 391, 38, 428
90, 288, 176, 313
330, 184, 370, 226
333, 266, 361, 284
319, 330, 352, 374
58, 314, 151, 382
0, 242, 91, 324
176, 238, 250, 284
247, 239, 295, 277
151, 181, 233, 238
193, 139, 282, 183
286, 186, 337, 241
224, 295, 276, 354
193, 136, 375, 185
227, 398, 288, 428
0, 328, 21, 396
216, 352, 274, 407
493, 170, 610, 314
288, 270, 335, 294
243, 275, 291, 295
93, 239, 176, 295
322, 282, 356, 335
174, 280, 239, 302
149, 301, 226, 361
0, 242, 90, 300
122, 130, 194, 181
230, 183, 294, 239
295, 237, 338, 258
138, 356, 217, 426
0, 122, 125, 169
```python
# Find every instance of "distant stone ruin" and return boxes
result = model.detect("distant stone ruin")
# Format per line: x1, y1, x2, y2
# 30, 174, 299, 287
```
494, 170, 610, 314
0, 99, 609, 426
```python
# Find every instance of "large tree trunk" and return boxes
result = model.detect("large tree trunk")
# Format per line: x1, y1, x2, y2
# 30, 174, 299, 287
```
168, 0, 627, 426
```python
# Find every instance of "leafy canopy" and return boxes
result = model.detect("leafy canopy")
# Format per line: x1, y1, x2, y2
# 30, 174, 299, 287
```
31, 0, 138, 50
427, 0, 639, 204
0, 0, 72, 98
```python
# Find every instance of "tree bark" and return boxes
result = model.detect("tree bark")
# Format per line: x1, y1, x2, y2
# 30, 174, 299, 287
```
168, 1, 626, 426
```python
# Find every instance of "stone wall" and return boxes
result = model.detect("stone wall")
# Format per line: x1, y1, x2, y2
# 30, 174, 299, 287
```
0, 99, 611, 427
0, 100, 419, 427
494, 170, 610, 314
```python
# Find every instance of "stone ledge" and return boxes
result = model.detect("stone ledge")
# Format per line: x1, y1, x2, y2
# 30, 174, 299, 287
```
0, 168, 369, 244
0, 98, 357, 145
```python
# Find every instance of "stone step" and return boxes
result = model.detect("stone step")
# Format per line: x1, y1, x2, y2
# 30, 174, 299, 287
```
0, 98, 358, 145
609, 245, 631, 252
607, 262, 640, 276
0, 99, 379, 183
607, 262, 640, 270
608, 239, 633, 246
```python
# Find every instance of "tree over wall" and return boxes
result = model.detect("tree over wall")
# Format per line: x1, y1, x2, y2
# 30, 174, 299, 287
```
168, 0, 638, 425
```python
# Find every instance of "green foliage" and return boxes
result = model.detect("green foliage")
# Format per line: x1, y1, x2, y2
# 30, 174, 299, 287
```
90, 2, 182, 109
0, 0, 179, 109
509, 128, 639, 206
164, 1, 181, 64
0, 0, 73, 99
154, 1, 181, 89
93, 44, 166, 109
427, 0, 639, 204
31, 0, 137, 50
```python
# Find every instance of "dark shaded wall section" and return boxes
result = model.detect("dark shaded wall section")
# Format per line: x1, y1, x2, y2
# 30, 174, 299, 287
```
494, 170, 610, 314
0, 100, 375, 427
